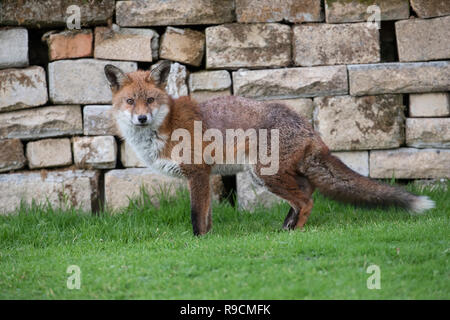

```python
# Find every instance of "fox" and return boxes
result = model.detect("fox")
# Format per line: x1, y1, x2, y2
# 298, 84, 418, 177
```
104, 60, 435, 236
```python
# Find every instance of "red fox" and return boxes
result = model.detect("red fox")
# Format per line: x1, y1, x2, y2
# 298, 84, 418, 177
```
105, 60, 435, 236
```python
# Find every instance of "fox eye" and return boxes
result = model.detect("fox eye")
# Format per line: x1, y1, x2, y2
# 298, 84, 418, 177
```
126, 98, 134, 105
147, 97, 154, 104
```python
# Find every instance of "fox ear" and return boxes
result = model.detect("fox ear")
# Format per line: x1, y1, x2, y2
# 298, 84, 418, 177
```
104, 64, 128, 91
149, 60, 171, 86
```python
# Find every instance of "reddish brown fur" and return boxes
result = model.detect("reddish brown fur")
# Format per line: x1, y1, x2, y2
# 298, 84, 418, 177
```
107, 65, 431, 236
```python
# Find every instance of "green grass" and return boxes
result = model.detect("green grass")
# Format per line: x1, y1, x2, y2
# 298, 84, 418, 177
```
0, 183, 449, 300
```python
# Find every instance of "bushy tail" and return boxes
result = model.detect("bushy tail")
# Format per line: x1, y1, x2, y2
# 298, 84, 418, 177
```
303, 152, 435, 213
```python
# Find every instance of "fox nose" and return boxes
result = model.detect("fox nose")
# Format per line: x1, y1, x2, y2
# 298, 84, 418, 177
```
137, 115, 147, 124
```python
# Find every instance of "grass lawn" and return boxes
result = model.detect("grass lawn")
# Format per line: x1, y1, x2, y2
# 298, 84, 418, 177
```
0, 182, 448, 299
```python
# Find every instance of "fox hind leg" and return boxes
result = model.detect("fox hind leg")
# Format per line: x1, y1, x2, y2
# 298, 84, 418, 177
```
287, 175, 315, 230
254, 171, 315, 230
282, 207, 298, 230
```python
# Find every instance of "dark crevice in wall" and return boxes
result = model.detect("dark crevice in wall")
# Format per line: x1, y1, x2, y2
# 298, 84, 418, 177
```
402, 94, 409, 148
403, 94, 410, 118
29, 28, 51, 101
137, 62, 153, 70
93, 170, 105, 214
114, 136, 125, 169
379, 21, 398, 63
409, 4, 418, 18
28, 28, 51, 67
394, 179, 410, 186
221, 175, 237, 207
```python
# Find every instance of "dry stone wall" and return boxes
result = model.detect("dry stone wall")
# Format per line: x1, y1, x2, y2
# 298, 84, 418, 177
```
0, 0, 449, 213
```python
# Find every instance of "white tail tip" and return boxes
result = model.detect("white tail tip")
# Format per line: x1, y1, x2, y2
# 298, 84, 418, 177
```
410, 196, 435, 213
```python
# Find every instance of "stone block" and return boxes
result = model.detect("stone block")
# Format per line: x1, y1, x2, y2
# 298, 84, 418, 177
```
396, 16, 450, 62
189, 70, 231, 102
236, 0, 323, 23
324, 0, 409, 23
73, 136, 117, 169
410, 0, 450, 18
94, 25, 159, 62
0, 27, 28, 68
26, 138, 72, 169
237, 171, 284, 210
0, 170, 100, 214
120, 141, 146, 168
0, 66, 48, 112
370, 148, 450, 179
160, 27, 205, 67
314, 95, 405, 151
0, 105, 82, 140
104, 168, 186, 210
42, 29, 93, 61
0, 0, 115, 27
206, 23, 291, 69
116, 0, 235, 26
233, 66, 348, 99
332, 151, 369, 177
293, 23, 380, 66
0, 139, 26, 173
406, 118, 450, 149
83, 105, 118, 136
348, 61, 450, 96
48, 59, 137, 104
409, 93, 450, 117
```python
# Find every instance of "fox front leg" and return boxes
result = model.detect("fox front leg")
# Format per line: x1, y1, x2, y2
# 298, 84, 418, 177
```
188, 173, 212, 236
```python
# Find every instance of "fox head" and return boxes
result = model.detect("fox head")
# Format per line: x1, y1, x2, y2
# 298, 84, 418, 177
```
104, 60, 172, 130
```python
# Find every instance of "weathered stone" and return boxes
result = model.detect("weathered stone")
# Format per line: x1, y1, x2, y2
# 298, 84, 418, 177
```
348, 61, 450, 96
236, 0, 323, 23
396, 16, 450, 62
0, 170, 100, 214
42, 29, 93, 61
293, 23, 380, 66
314, 95, 404, 151
0, 0, 115, 27
0, 139, 26, 173
189, 70, 231, 102
189, 70, 231, 92
409, 93, 450, 117
237, 171, 284, 210
191, 90, 232, 103
332, 151, 369, 177
406, 118, 450, 149
233, 66, 348, 99
370, 148, 450, 179
206, 23, 291, 69
83, 105, 118, 136
120, 141, 146, 168
116, 0, 235, 26
73, 136, 117, 169
410, 0, 450, 18
265, 98, 314, 122
0, 105, 82, 140
325, 0, 409, 23
160, 27, 205, 67
0, 66, 48, 112
26, 138, 72, 169
95, 25, 159, 62
48, 59, 137, 104
104, 169, 186, 210
164, 62, 188, 99
0, 28, 28, 68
